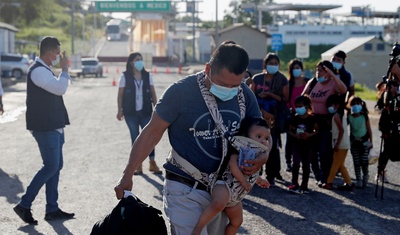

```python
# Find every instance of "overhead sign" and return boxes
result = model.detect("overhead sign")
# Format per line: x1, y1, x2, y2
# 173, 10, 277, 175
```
242, 3, 255, 13
96, 1, 171, 12
271, 34, 282, 51
186, 1, 196, 13
296, 38, 310, 58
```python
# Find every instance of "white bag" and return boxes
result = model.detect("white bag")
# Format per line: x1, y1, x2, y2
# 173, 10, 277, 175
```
368, 149, 379, 165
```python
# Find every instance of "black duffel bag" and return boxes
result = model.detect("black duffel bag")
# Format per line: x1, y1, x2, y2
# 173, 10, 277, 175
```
91, 192, 167, 235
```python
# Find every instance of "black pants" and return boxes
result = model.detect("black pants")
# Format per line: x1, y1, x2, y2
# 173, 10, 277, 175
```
378, 137, 400, 173
265, 129, 281, 181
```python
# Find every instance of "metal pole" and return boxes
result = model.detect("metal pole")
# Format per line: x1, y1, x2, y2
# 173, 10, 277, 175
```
93, 1, 97, 57
192, 0, 195, 62
82, 11, 85, 41
215, 0, 219, 46
71, 0, 75, 54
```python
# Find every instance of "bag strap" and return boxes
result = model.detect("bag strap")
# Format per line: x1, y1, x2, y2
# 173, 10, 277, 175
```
166, 72, 269, 187
197, 72, 248, 175
197, 73, 271, 172
164, 72, 245, 187
167, 149, 212, 186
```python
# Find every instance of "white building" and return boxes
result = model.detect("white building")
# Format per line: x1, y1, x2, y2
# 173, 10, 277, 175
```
0, 22, 19, 54
268, 24, 384, 45
171, 22, 213, 63
321, 36, 392, 89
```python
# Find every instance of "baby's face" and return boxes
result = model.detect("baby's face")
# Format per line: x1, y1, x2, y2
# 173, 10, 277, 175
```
248, 125, 270, 147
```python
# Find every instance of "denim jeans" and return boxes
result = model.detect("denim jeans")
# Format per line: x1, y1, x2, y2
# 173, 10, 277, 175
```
19, 130, 64, 213
124, 113, 155, 159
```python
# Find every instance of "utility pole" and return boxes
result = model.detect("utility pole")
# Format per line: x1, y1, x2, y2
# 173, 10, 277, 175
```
93, 1, 97, 57
215, 0, 219, 46
191, 0, 196, 62
71, 0, 75, 54
82, 11, 85, 41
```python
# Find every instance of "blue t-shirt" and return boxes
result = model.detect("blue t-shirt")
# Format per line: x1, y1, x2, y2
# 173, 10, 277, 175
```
156, 72, 261, 178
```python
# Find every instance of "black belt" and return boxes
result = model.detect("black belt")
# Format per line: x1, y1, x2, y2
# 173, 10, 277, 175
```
165, 171, 209, 192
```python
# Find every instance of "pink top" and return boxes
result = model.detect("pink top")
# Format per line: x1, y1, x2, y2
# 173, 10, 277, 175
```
308, 79, 337, 115
289, 85, 306, 110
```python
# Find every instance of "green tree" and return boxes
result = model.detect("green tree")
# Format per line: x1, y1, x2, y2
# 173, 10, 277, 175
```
223, 0, 272, 27
0, 0, 62, 27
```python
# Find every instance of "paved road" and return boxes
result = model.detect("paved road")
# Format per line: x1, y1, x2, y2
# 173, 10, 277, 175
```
0, 65, 399, 234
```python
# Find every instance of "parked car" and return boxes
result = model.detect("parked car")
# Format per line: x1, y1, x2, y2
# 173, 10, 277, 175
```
0, 53, 30, 80
80, 58, 103, 78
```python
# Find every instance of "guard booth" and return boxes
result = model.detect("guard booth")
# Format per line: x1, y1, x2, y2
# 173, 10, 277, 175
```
96, 1, 175, 65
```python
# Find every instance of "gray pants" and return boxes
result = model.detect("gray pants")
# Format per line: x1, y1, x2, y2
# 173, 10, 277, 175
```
163, 179, 228, 235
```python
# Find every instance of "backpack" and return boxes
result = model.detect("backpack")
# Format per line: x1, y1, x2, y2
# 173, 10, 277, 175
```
90, 194, 167, 235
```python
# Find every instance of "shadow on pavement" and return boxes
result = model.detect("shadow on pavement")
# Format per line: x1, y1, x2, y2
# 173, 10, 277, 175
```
0, 168, 24, 204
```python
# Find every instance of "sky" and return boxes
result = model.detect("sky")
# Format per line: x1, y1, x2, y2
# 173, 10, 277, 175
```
189, 0, 399, 21
111, 0, 399, 21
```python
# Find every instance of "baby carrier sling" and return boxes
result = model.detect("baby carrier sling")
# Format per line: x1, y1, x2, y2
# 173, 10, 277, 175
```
167, 72, 270, 193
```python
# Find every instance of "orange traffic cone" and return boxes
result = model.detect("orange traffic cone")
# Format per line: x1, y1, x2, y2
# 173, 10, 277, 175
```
153, 66, 157, 74
112, 75, 116, 86
166, 67, 170, 74
105, 66, 108, 74
116, 67, 120, 73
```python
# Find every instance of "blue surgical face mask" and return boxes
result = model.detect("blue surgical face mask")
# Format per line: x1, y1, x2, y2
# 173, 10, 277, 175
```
267, 65, 279, 74
292, 69, 302, 78
295, 106, 307, 115
351, 104, 362, 114
332, 61, 342, 70
328, 106, 336, 114
208, 70, 239, 101
134, 60, 144, 71
317, 76, 325, 83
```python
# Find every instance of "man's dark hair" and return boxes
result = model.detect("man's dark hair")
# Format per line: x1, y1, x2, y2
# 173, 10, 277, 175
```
334, 50, 347, 61
39, 36, 61, 57
220, 40, 236, 45
209, 43, 249, 75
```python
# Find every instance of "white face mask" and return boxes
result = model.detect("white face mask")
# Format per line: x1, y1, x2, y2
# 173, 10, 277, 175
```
51, 54, 60, 66
207, 68, 239, 101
